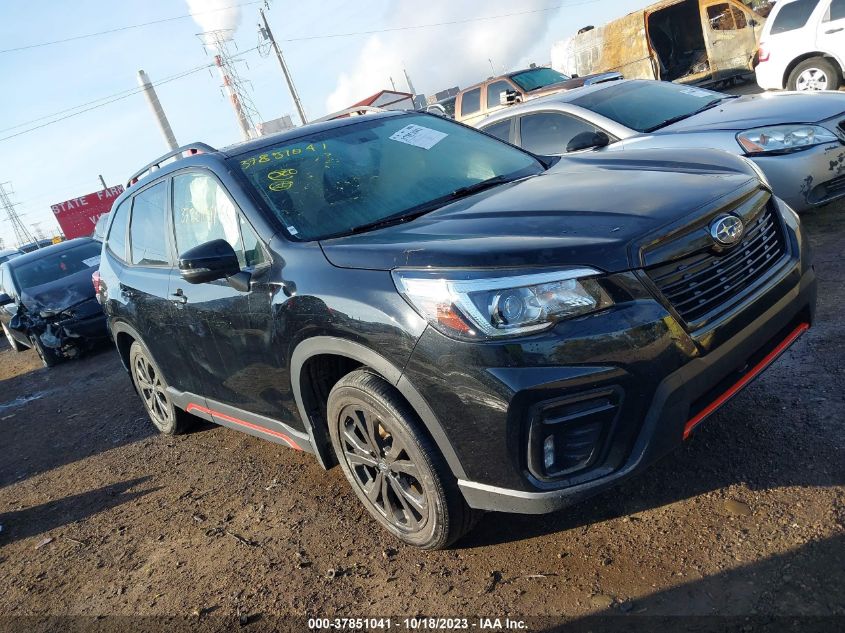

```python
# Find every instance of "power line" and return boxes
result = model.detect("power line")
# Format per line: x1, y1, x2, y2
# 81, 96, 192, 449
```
279, 1, 601, 43
0, 1, 263, 55
0, 46, 261, 144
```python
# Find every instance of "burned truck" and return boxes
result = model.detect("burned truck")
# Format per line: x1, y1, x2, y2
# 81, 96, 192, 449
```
0, 238, 107, 367
552, 0, 770, 87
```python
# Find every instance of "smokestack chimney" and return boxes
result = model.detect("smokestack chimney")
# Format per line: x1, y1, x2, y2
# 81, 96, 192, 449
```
137, 70, 179, 151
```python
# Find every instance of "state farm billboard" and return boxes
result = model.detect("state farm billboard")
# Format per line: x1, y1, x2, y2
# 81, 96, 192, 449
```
50, 185, 124, 240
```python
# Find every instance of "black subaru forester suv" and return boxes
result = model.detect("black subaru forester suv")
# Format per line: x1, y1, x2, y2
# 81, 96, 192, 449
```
98, 111, 816, 549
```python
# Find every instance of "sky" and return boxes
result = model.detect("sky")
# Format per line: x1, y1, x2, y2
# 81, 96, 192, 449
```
0, 0, 646, 248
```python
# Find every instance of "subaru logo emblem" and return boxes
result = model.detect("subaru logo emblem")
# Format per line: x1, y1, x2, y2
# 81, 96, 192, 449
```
710, 215, 744, 246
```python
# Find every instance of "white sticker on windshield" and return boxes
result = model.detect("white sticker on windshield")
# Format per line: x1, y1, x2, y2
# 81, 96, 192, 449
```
83, 255, 100, 268
389, 124, 447, 150
680, 87, 713, 98
286, 225, 299, 236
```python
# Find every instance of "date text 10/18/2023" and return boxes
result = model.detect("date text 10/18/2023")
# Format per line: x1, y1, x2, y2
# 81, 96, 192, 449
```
308, 617, 528, 630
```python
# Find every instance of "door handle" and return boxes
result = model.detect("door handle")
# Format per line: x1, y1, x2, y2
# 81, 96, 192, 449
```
170, 289, 187, 305
826, 28, 844, 34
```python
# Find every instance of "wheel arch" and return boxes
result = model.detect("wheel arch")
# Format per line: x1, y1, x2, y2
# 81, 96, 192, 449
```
110, 320, 143, 372
783, 52, 844, 88
290, 336, 467, 479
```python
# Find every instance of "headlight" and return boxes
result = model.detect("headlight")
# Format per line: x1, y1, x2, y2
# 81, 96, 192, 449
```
737, 125, 838, 155
392, 269, 613, 339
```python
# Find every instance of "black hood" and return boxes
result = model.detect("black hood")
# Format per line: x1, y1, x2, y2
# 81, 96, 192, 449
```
20, 268, 97, 313
319, 149, 759, 273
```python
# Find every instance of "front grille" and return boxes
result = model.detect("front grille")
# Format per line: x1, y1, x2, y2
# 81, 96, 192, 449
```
646, 204, 786, 325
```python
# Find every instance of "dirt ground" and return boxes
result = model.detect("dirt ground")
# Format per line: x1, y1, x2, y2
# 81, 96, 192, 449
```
1, 202, 843, 633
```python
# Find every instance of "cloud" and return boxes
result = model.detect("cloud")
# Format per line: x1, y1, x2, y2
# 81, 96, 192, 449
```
185, 0, 242, 34
325, 1, 559, 114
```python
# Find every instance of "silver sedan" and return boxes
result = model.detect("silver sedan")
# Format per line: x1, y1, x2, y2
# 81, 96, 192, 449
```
477, 79, 845, 212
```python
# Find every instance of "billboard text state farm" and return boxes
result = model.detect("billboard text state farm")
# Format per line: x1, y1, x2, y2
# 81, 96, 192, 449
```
51, 186, 124, 239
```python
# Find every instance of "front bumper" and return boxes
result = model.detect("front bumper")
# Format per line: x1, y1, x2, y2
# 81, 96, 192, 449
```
401, 206, 816, 514
753, 141, 845, 212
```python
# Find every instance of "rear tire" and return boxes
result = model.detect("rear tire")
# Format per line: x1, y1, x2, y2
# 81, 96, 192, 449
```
2, 323, 23, 352
129, 340, 190, 435
788, 57, 841, 91
327, 369, 479, 549
29, 334, 60, 368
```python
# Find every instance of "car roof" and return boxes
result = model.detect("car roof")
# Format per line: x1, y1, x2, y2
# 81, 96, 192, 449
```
4, 238, 96, 270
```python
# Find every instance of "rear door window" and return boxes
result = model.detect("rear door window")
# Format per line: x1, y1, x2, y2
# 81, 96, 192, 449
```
106, 198, 130, 262
771, 0, 820, 33
129, 182, 170, 266
519, 112, 601, 154
827, 0, 845, 20
460, 88, 481, 116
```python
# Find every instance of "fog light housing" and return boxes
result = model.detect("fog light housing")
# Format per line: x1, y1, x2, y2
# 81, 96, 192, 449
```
526, 388, 622, 480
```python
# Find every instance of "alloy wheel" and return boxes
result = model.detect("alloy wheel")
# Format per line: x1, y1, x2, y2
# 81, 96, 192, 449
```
796, 68, 829, 91
133, 353, 172, 429
338, 404, 429, 533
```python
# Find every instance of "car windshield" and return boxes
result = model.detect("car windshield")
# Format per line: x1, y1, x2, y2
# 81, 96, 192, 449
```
231, 113, 543, 240
510, 68, 571, 92
571, 81, 725, 132
13, 242, 101, 291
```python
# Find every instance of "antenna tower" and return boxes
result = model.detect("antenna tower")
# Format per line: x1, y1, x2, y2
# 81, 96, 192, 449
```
199, 30, 262, 141
0, 182, 36, 247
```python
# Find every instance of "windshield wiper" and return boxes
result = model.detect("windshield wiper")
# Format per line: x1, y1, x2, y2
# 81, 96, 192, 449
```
337, 175, 519, 238
448, 174, 515, 199
644, 96, 735, 133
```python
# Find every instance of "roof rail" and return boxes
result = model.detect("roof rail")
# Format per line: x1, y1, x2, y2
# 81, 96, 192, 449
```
311, 106, 387, 124
126, 142, 218, 187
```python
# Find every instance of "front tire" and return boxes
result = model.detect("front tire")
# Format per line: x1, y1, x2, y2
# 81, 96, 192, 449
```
29, 334, 60, 368
129, 340, 190, 435
327, 369, 478, 549
788, 57, 841, 91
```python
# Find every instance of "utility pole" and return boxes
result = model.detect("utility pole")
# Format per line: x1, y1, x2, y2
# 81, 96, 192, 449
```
259, 8, 307, 125
98, 174, 107, 190
0, 182, 36, 248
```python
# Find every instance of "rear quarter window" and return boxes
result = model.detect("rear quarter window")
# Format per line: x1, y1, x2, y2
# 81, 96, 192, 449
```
770, 0, 821, 33
106, 198, 130, 262
482, 119, 512, 142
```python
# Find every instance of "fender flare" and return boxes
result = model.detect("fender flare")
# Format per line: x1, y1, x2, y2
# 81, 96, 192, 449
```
109, 320, 144, 370
290, 336, 467, 478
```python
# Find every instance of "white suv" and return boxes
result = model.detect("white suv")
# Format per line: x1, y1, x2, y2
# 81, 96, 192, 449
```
756, 0, 845, 91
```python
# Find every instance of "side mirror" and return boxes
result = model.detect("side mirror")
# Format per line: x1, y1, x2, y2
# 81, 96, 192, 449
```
571, 73, 580, 79
566, 130, 611, 153
499, 89, 521, 106
426, 104, 446, 117
178, 239, 240, 285
748, 18, 758, 27
0, 293, 11, 306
